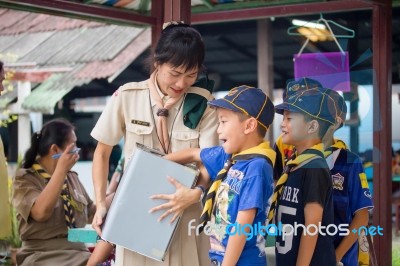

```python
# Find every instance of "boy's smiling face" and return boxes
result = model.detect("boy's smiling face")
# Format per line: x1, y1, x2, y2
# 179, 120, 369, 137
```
280, 110, 311, 147
216, 108, 247, 154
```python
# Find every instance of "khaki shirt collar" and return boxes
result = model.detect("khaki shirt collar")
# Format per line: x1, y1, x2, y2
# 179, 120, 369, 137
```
150, 78, 184, 110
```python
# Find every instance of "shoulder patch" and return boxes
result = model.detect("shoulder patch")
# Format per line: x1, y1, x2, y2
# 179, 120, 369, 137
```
359, 172, 369, 189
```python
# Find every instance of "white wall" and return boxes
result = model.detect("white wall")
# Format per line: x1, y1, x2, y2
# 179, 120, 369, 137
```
392, 84, 400, 151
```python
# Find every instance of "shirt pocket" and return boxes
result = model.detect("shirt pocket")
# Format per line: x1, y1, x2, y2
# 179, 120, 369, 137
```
171, 130, 200, 150
70, 189, 89, 227
125, 123, 154, 159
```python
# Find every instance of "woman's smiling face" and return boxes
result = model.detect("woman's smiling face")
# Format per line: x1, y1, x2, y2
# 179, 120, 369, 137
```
156, 63, 198, 98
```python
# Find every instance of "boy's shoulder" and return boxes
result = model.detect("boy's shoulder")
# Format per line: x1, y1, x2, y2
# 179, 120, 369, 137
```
293, 154, 328, 172
336, 148, 363, 165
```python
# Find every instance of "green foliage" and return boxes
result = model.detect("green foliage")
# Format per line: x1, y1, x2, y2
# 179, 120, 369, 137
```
393, 243, 400, 266
5, 205, 21, 248
4, 155, 23, 249
0, 53, 18, 128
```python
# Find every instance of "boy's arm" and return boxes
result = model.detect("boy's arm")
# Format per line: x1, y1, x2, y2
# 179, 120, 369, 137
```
86, 241, 114, 266
296, 202, 323, 266
335, 208, 369, 262
222, 208, 257, 266
164, 148, 201, 164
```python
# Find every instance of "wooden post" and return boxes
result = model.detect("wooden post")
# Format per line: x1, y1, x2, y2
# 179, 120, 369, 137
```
372, 0, 392, 265
257, 19, 274, 142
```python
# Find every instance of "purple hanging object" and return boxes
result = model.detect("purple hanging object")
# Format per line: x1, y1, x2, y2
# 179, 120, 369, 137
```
294, 52, 351, 92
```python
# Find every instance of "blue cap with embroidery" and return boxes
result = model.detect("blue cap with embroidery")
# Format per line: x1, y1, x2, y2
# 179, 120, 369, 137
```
284, 77, 347, 126
208, 85, 275, 129
275, 89, 337, 125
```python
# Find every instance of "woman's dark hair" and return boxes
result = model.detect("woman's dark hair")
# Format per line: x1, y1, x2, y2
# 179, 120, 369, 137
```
145, 23, 205, 73
22, 118, 75, 168
0, 60, 4, 71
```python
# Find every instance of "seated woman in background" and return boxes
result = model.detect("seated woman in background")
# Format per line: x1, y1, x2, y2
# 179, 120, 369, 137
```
12, 118, 96, 266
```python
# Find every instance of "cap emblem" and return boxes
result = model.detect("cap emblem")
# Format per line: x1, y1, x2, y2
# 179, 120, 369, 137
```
289, 84, 300, 92
227, 89, 238, 96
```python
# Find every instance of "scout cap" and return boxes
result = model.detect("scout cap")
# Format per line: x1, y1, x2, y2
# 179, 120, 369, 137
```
208, 85, 275, 129
275, 89, 337, 125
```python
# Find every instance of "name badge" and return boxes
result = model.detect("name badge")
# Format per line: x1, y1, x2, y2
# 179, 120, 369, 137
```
131, 119, 150, 127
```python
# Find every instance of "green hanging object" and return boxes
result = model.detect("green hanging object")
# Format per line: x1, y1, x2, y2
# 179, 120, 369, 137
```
183, 75, 215, 129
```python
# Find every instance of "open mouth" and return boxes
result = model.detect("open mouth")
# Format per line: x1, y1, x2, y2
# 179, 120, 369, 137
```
170, 87, 183, 94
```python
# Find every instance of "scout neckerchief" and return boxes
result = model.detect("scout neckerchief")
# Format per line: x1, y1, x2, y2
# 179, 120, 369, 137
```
267, 143, 324, 225
182, 75, 214, 129
148, 71, 184, 154
324, 138, 348, 157
32, 162, 76, 228
199, 142, 276, 233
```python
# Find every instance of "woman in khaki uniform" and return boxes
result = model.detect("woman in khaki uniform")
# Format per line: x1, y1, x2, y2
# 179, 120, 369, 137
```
12, 119, 96, 266
90, 22, 219, 266
0, 61, 11, 240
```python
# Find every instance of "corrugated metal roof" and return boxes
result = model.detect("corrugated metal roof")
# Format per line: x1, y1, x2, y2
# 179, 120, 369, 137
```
0, 8, 151, 113
22, 65, 91, 114
0, 9, 30, 33
0, 9, 102, 35
78, 26, 145, 62
47, 26, 118, 64
20, 28, 85, 65
0, 34, 24, 54
27, 15, 102, 33
2, 31, 55, 59
76, 28, 151, 79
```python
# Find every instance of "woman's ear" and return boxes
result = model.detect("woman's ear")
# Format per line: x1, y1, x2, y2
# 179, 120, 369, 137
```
244, 117, 258, 134
50, 144, 60, 155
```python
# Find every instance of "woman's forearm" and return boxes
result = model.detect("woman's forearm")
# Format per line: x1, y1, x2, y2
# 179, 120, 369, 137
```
92, 143, 113, 207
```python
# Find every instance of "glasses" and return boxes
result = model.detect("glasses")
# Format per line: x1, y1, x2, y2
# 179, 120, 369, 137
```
52, 147, 81, 159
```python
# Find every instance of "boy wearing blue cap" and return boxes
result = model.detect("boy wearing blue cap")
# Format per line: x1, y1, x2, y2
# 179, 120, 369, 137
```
269, 89, 337, 266
273, 78, 373, 266
161, 85, 276, 266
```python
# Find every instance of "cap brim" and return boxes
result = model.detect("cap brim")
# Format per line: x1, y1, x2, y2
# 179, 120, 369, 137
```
275, 102, 303, 115
275, 102, 336, 125
208, 98, 243, 113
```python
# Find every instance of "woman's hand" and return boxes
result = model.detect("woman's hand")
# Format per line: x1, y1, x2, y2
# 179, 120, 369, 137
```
149, 176, 202, 224
56, 143, 80, 173
92, 204, 108, 236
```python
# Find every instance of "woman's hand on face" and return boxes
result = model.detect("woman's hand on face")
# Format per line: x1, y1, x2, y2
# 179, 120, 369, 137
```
149, 176, 201, 224
56, 143, 80, 173
92, 205, 107, 236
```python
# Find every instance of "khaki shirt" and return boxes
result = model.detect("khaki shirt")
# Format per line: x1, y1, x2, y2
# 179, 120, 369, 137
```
91, 79, 219, 162
0, 137, 11, 238
12, 168, 95, 241
91, 80, 219, 266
